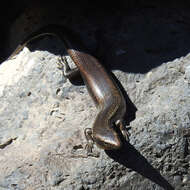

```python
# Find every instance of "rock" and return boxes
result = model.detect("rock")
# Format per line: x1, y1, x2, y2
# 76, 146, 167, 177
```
1, 1, 190, 190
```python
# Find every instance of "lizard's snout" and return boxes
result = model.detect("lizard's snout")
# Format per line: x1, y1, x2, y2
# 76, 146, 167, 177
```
94, 132, 122, 150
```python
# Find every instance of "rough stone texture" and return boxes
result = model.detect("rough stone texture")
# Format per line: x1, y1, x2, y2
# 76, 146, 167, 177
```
1, 1, 190, 190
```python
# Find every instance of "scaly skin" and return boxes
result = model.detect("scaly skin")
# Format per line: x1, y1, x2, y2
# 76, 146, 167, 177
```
67, 49, 127, 150
8, 25, 127, 150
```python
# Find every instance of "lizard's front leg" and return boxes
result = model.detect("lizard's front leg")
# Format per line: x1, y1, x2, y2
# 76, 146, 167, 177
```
57, 56, 99, 157
57, 56, 80, 80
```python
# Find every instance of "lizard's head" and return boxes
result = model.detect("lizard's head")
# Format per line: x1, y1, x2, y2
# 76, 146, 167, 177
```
93, 130, 122, 150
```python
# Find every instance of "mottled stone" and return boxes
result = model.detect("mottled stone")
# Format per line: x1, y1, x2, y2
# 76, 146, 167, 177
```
1, 2, 190, 190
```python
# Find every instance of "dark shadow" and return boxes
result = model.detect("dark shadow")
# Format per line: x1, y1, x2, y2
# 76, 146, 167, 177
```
109, 72, 137, 125
91, 1, 190, 74
2, 0, 190, 73
105, 133, 174, 190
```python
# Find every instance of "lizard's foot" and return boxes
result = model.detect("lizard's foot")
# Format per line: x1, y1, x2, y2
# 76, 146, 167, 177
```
84, 128, 100, 157
57, 55, 79, 79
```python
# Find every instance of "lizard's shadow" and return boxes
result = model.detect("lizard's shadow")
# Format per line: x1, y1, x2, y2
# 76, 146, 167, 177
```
108, 72, 137, 126
105, 135, 174, 190
104, 72, 173, 189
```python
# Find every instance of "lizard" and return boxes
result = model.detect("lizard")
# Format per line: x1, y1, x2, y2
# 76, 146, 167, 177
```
8, 25, 129, 153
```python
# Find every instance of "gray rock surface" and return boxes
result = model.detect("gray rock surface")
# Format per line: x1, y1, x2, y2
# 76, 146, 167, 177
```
1, 1, 190, 190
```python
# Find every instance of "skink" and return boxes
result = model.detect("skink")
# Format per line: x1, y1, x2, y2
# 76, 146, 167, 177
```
8, 25, 128, 151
